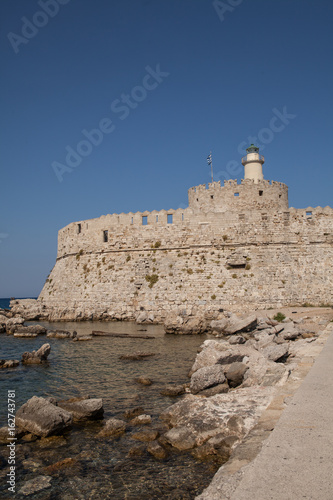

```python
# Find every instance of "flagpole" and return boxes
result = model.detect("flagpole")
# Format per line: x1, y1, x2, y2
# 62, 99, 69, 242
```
210, 151, 213, 183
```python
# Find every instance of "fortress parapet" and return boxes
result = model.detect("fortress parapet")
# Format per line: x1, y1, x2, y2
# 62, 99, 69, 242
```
188, 178, 288, 213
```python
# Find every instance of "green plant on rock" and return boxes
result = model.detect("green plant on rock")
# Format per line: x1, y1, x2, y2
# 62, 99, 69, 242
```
145, 274, 159, 288
211, 294, 216, 300
187, 268, 193, 275
274, 312, 286, 322
154, 241, 161, 248
126, 255, 131, 262
232, 274, 238, 279
245, 264, 251, 270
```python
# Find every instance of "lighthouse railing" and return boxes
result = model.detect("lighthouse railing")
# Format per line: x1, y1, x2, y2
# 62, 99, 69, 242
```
241, 154, 265, 163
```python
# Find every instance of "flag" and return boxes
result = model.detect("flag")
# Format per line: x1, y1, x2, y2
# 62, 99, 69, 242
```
207, 153, 212, 165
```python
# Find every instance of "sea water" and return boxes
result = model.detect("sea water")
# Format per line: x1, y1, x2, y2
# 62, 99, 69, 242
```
0, 321, 217, 499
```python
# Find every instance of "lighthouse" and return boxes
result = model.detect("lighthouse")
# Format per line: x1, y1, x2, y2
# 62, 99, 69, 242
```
241, 144, 265, 183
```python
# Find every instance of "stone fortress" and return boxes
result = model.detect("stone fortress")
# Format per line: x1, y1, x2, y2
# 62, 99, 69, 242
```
37, 145, 333, 322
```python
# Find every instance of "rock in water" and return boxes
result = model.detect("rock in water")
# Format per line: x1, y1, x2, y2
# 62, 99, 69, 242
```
98, 418, 127, 437
147, 440, 168, 459
18, 475, 52, 496
47, 329, 76, 339
0, 360, 19, 369
160, 384, 186, 397
21, 343, 51, 364
16, 396, 72, 437
58, 398, 104, 421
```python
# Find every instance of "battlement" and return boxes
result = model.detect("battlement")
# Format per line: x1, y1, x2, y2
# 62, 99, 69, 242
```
188, 178, 288, 213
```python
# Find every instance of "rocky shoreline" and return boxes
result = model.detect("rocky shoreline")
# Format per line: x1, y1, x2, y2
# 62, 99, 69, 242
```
1, 303, 332, 497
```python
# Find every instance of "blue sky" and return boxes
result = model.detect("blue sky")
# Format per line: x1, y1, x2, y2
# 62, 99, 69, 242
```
1, 0, 332, 297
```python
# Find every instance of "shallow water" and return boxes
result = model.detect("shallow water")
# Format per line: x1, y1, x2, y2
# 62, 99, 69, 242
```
0, 322, 217, 499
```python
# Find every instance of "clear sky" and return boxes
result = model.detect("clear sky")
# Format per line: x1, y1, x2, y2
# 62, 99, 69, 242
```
1, 0, 332, 298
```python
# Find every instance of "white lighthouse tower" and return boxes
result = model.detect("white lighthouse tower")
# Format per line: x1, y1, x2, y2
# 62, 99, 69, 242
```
241, 144, 265, 183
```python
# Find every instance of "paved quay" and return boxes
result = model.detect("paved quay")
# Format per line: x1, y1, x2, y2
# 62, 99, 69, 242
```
197, 323, 333, 500
231, 329, 333, 500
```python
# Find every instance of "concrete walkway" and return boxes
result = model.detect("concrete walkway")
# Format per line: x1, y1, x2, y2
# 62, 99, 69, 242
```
228, 330, 333, 500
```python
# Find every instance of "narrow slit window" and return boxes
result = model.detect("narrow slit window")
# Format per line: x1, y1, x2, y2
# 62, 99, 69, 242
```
259, 190, 263, 197
142, 216, 148, 226
156, 215, 159, 222
234, 192, 239, 197
131, 217, 134, 224
182, 213, 184, 221
167, 214, 173, 224
211, 195, 214, 199
103, 230, 108, 242
77, 224, 81, 234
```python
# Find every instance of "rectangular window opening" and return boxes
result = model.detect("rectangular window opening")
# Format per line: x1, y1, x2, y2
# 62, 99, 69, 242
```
306, 211, 312, 218
234, 192, 239, 197
167, 214, 173, 224
77, 224, 81, 234
156, 215, 159, 222
182, 213, 184, 221
259, 190, 263, 197
103, 230, 108, 242
142, 216, 148, 226
211, 195, 214, 199
131, 217, 134, 224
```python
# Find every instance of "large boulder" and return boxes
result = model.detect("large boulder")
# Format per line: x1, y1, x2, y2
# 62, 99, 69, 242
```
224, 314, 258, 335
164, 314, 184, 334
160, 388, 274, 450
16, 396, 72, 437
190, 338, 288, 388
21, 344, 51, 364
6, 316, 25, 333
190, 365, 226, 394
164, 315, 207, 335
210, 318, 229, 334
225, 362, 248, 388
261, 343, 289, 362
58, 398, 104, 421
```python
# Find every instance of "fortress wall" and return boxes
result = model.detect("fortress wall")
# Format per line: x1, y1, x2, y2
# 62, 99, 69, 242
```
57, 205, 333, 258
39, 240, 333, 322
39, 205, 333, 321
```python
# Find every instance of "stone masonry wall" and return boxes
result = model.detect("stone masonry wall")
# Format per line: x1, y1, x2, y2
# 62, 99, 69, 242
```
38, 180, 333, 321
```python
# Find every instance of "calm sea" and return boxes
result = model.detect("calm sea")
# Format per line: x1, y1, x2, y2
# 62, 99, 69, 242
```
0, 320, 217, 499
